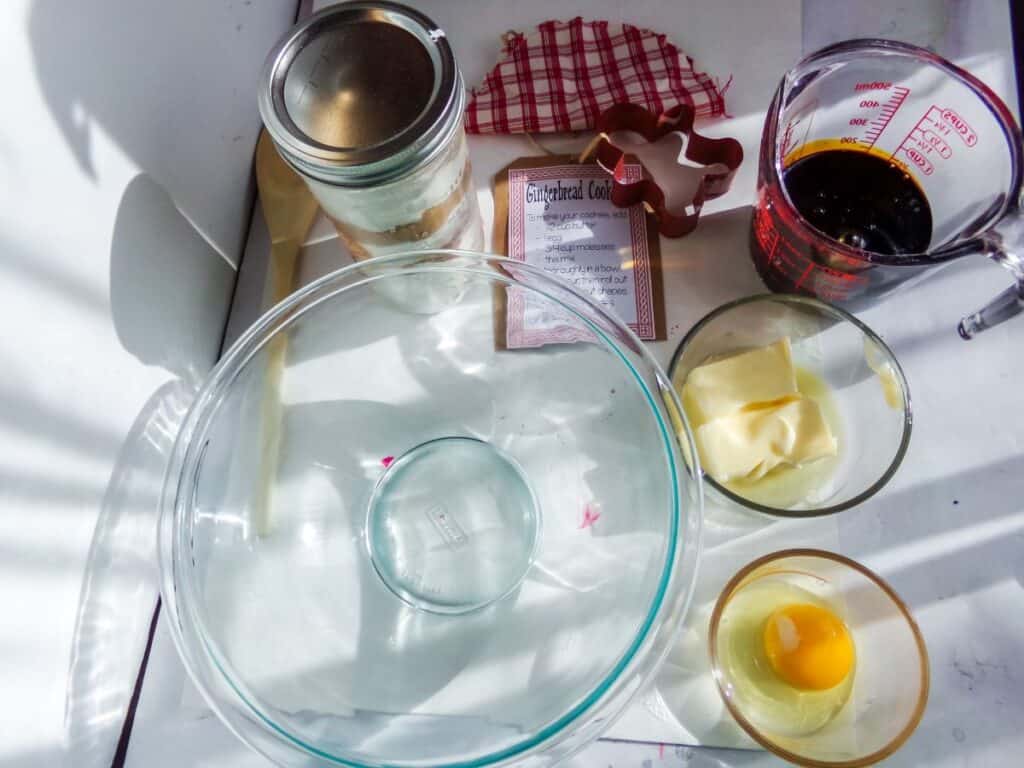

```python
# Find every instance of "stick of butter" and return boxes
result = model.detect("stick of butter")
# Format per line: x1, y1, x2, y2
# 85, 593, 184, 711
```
696, 397, 838, 483
682, 338, 798, 425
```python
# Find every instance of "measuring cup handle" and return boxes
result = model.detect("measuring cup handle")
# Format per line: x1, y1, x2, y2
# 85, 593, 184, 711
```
958, 284, 1024, 339
957, 209, 1024, 339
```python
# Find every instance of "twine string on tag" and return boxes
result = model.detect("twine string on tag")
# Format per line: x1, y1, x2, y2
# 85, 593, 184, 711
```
523, 132, 606, 164
523, 133, 558, 157
576, 133, 607, 165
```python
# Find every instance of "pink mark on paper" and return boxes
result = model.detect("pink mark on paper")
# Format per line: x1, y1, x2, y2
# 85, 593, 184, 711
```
659, 743, 665, 759
579, 504, 600, 529
381, 456, 394, 468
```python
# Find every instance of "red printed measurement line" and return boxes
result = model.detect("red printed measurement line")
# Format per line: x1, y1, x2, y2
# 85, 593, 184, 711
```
753, 206, 780, 260
755, 209, 865, 301
795, 263, 816, 290
888, 105, 959, 176
860, 85, 910, 148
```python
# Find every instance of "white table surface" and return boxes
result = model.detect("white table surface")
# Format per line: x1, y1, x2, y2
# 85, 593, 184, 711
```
0, 2, 297, 767
124, 1, 1024, 767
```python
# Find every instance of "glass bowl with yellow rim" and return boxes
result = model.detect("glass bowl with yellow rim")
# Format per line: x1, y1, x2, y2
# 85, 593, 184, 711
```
709, 549, 929, 766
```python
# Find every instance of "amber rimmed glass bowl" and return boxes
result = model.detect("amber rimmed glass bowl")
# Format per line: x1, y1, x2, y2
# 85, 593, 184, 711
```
709, 549, 929, 767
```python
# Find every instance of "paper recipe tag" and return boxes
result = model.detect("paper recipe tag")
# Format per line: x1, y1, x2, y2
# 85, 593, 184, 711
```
493, 157, 664, 348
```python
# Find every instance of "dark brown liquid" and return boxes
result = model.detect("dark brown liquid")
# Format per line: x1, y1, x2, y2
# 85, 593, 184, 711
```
783, 149, 932, 256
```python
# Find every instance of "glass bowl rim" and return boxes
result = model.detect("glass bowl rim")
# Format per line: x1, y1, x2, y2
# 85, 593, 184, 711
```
158, 249, 705, 768
667, 293, 913, 518
707, 547, 930, 768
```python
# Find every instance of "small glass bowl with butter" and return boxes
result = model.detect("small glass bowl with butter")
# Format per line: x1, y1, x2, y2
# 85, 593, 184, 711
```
708, 549, 929, 766
669, 295, 911, 517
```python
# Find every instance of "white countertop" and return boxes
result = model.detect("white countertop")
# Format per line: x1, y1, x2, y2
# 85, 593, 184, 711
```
128, 2, 1024, 767
0, 1, 296, 766
1, 1, 1020, 767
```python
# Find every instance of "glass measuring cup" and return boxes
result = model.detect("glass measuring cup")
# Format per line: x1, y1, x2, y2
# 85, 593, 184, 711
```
751, 39, 1024, 338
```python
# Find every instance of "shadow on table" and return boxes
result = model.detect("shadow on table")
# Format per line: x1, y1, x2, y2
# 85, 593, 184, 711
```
659, 205, 765, 312
844, 454, 1024, 604
26, 0, 291, 262
63, 173, 232, 767
840, 452, 1024, 758
23, 0, 285, 760
63, 381, 193, 768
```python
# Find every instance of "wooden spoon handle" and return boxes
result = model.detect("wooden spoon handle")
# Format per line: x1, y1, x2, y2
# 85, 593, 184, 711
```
251, 129, 319, 537
252, 238, 305, 537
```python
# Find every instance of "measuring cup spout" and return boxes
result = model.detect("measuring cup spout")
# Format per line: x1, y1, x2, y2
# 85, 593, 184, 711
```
957, 208, 1024, 339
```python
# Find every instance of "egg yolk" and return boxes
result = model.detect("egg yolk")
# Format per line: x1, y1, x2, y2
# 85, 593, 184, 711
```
762, 603, 854, 691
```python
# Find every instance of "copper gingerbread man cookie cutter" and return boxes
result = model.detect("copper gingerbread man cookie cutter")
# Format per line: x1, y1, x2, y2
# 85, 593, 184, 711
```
583, 103, 744, 237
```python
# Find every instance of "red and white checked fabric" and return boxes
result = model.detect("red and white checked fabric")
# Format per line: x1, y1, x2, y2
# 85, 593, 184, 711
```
465, 17, 729, 134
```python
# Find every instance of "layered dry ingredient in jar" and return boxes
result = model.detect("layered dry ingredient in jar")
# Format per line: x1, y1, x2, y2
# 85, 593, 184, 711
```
306, 128, 480, 259
259, 2, 483, 261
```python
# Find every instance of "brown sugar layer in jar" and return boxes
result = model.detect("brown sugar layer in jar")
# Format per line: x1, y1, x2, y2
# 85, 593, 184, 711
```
328, 163, 475, 259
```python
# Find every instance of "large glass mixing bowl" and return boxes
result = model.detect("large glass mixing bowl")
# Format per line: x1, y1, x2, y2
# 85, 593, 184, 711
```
159, 251, 703, 767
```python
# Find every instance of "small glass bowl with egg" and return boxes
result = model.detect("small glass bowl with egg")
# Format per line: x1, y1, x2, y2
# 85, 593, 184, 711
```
669, 295, 911, 517
709, 549, 929, 766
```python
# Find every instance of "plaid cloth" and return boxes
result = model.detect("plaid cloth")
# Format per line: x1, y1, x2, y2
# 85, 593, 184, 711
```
466, 17, 728, 134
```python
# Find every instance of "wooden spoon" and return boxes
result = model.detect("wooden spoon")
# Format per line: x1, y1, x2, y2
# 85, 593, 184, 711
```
253, 130, 319, 536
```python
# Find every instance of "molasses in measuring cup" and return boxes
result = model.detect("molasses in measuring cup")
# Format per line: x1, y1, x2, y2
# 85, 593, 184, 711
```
751, 39, 1024, 338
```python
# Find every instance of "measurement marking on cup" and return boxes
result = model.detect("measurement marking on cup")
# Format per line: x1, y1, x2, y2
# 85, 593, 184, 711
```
781, 99, 819, 159
889, 105, 976, 176
858, 85, 911, 148
753, 206, 781, 260
795, 263, 815, 290
755, 197, 869, 303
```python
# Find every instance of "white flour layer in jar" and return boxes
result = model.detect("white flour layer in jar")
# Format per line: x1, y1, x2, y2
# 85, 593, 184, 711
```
306, 128, 481, 257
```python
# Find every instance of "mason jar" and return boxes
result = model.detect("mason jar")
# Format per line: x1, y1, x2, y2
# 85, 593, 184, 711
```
258, 1, 483, 261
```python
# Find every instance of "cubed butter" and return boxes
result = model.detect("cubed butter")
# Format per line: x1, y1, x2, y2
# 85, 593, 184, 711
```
682, 338, 798, 425
695, 395, 838, 483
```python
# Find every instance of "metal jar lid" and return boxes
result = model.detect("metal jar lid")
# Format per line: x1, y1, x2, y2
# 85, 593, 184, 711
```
258, 1, 464, 187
